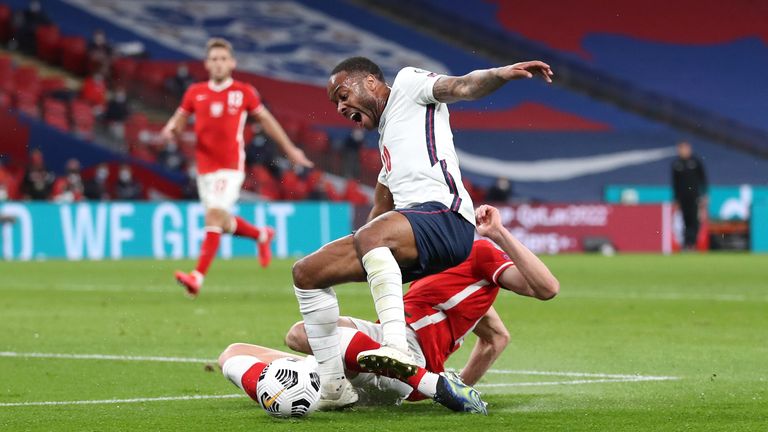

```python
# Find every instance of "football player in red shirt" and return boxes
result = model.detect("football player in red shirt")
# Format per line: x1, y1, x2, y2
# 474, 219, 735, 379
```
218, 205, 559, 412
161, 38, 313, 297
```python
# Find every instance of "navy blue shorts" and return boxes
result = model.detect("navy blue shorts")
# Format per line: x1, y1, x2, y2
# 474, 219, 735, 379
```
397, 201, 475, 283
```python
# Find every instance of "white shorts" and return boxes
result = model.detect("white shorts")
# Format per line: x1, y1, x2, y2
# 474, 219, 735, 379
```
196, 169, 244, 211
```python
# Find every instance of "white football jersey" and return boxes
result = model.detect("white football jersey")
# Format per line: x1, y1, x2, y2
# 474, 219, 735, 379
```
377, 67, 475, 225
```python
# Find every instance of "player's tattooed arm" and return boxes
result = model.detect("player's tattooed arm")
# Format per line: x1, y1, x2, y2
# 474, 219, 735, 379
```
460, 307, 510, 386
433, 61, 553, 104
367, 182, 394, 222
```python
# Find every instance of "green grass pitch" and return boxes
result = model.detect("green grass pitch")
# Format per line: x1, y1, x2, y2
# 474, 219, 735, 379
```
1, 253, 766, 431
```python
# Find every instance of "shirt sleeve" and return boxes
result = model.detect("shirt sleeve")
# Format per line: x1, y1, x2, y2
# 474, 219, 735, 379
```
245, 85, 263, 114
377, 166, 388, 186
393, 67, 444, 105
472, 240, 515, 285
179, 86, 195, 114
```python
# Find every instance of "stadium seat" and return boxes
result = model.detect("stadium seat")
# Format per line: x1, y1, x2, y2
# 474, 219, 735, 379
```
343, 180, 369, 205
71, 98, 95, 138
13, 65, 40, 95
40, 77, 67, 95
15, 88, 40, 117
280, 170, 309, 200
0, 55, 13, 92
43, 98, 70, 131
35, 25, 61, 64
111, 57, 138, 87
0, 4, 11, 43
59, 36, 88, 75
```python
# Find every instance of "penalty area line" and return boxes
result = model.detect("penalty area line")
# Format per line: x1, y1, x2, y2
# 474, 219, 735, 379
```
0, 394, 244, 408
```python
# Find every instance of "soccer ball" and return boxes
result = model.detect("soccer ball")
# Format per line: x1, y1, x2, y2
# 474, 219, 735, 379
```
256, 357, 321, 418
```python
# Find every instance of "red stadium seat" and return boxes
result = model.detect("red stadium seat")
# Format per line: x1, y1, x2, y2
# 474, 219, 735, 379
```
71, 99, 95, 138
35, 25, 61, 64
13, 65, 40, 94
300, 129, 330, 152
40, 77, 67, 95
43, 98, 70, 131
0, 55, 13, 92
15, 88, 40, 117
111, 57, 138, 85
0, 5, 12, 43
59, 36, 88, 75
343, 180, 369, 205
280, 170, 308, 200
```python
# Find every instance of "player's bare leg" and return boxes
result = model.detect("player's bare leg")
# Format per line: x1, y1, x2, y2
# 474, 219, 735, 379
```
292, 235, 366, 407
176, 208, 274, 296
285, 322, 487, 414
353, 211, 420, 378
175, 208, 229, 296
218, 343, 304, 404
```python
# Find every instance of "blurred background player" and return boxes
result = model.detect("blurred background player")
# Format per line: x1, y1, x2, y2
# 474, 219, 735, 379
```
162, 38, 314, 296
671, 140, 708, 250
293, 56, 553, 407
220, 204, 559, 412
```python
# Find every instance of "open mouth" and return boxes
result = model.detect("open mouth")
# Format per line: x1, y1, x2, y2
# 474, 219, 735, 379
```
350, 112, 363, 124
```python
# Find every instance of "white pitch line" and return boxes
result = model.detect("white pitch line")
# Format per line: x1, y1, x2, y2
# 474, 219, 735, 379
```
483, 369, 677, 380
0, 352, 215, 364
478, 376, 678, 388
2, 352, 679, 381
0, 394, 244, 408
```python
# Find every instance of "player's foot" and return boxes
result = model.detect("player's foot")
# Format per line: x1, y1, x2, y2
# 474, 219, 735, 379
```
258, 227, 275, 268
316, 377, 358, 411
357, 345, 419, 380
175, 270, 202, 297
433, 371, 488, 415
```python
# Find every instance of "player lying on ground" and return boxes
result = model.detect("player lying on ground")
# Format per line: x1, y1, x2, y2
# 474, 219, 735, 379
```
161, 38, 313, 297
223, 205, 559, 412
294, 57, 554, 407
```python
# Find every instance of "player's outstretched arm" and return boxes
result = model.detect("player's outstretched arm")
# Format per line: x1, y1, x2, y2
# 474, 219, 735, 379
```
160, 110, 189, 141
433, 61, 553, 104
253, 107, 314, 168
460, 307, 510, 386
476, 204, 559, 300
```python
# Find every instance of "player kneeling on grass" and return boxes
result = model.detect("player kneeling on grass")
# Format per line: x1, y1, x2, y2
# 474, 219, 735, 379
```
220, 205, 559, 413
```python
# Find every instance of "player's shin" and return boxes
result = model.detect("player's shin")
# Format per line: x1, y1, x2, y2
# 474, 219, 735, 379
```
195, 226, 222, 276
362, 247, 408, 352
294, 286, 347, 398
221, 355, 267, 401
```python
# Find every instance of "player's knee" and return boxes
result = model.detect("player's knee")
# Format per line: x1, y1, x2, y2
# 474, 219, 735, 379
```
353, 225, 388, 257
291, 258, 312, 289
218, 343, 247, 367
284, 322, 311, 354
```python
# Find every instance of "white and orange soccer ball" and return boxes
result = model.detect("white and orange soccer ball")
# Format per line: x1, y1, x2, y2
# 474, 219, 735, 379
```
256, 357, 321, 418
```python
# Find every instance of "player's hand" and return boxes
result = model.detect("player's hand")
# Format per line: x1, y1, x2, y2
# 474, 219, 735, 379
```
475, 204, 504, 239
160, 125, 177, 142
497, 61, 553, 83
286, 147, 315, 169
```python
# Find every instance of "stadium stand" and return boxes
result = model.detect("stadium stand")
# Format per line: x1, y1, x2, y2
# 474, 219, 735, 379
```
1, 0, 766, 203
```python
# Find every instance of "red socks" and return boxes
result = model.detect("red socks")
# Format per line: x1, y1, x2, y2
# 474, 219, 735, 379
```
232, 216, 263, 240
195, 227, 222, 275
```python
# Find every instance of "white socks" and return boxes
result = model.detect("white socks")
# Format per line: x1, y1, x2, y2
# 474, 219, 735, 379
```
362, 247, 408, 352
294, 286, 346, 392
417, 371, 440, 398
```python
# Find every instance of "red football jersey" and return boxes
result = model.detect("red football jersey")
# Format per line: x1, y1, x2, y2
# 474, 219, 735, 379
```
179, 79, 262, 174
404, 239, 514, 372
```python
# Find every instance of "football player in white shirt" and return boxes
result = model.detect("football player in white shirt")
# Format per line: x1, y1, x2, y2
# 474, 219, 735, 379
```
292, 57, 553, 408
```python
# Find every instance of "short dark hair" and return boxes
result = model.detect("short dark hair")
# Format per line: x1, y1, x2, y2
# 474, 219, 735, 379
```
331, 56, 385, 82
